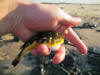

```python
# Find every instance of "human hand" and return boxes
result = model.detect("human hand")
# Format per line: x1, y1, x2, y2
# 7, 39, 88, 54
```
12, 2, 87, 64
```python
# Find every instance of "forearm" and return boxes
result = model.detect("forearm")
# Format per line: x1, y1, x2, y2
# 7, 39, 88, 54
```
0, 0, 30, 36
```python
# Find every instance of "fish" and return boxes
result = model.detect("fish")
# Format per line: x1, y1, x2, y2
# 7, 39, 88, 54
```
12, 31, 65, 67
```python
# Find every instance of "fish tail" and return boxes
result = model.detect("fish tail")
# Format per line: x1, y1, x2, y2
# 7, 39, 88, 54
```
12, 44, 36, 67
12, 55, 21, 67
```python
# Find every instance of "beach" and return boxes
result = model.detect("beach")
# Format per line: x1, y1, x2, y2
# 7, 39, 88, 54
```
0, 4, 100, 75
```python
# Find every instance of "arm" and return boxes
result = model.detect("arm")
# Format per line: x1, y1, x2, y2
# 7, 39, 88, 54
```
0, 0, 87, 64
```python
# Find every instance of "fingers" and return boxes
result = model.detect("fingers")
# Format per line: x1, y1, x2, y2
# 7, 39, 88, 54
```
65, 28, 87, 54
32, 44, 50, 56
58, 9, 81, 27
32, 44, 66, 64
53, 44, 66, 64
37, 44, 51, 55
58, 9, 87, 54
56, 19, 87, 54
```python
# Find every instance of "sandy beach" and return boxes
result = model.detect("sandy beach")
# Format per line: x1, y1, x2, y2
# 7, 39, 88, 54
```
0, 4, 100, 75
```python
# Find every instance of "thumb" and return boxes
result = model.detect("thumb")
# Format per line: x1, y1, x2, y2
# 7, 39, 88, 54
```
58, 9, 81, 27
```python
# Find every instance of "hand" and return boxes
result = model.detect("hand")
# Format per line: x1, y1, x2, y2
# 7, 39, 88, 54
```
12, 2, 87, 64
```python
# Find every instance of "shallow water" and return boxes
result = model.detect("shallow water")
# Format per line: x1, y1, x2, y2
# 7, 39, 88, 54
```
29, 0, 100, 4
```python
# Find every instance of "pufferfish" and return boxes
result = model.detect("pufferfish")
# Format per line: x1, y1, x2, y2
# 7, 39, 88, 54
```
12, 31, 65, 67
